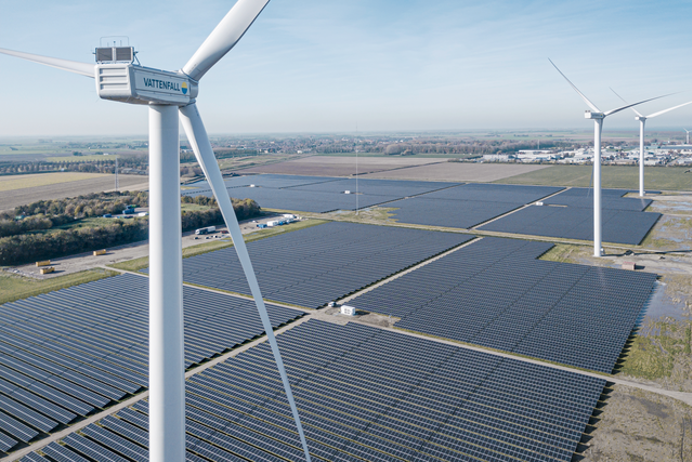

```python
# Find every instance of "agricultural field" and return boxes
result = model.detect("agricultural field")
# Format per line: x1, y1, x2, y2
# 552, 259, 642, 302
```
44, 154, 120, 162
0, 173, 148, 211
0, 268, 115, 305
362, 161, 551, 183
497, 164, 692, 191
0, 172, 106, 192
217, 153, 303, 173
242, 155, 444, 176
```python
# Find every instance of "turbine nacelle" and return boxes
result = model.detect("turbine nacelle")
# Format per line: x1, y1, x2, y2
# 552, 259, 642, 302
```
584, 111, 605, 119
96, 63, 199, 106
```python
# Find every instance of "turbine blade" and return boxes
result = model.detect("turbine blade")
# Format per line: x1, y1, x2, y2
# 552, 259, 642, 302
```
647, 100, 692, 119
604, 93, 672, 117
179, 103, 312, 462
182, 0, 271, 81
609, 87, 643, 117
0, 47, 94, 78
548, 58, 601, 113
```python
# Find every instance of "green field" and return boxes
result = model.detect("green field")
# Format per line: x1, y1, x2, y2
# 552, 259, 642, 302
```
45, 155, 119, 163
495, 165, 692, 191
0, 269, 116, 305
0, 172, 109, 192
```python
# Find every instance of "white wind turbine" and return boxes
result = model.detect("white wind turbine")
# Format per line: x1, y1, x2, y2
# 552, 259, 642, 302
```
611, 89, 692, 196
0, 2, 312, 462
549, 59, 665, 257
685, 129, 691, 144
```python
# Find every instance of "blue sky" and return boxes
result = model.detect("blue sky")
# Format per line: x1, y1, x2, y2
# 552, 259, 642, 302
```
1, 0, 692, 137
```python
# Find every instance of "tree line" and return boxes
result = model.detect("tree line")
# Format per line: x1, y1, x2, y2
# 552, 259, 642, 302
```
0, 192, 260, 265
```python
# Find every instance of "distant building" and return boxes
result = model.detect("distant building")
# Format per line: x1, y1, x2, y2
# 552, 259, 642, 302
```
482, 154, 515, 162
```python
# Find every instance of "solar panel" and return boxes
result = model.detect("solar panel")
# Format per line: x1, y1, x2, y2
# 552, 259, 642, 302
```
39, 320, 604, 462
0, 273, 303, 454
381, 183, 564, 229
349, 236, 656, 373
175, 221, 473, 308
480, 204, 661, 245
184, 184, 402, 213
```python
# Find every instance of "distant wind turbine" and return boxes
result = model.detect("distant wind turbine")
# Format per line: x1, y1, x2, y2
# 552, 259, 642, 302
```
611, 89, 692, 196
685, 129, 691, 144
549, 59, 665, 257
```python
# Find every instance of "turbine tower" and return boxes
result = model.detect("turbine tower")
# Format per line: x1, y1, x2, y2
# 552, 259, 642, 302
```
0, 2, 312, 462
549, 59, 664, 257
611, 89, 692, 196
685, 129, 691, 144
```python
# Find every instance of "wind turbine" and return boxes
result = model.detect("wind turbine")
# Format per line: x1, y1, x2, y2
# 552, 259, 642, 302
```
611, 89, 692, 196
0, 2, 312, 462
549, 59, 665, 257
685, 129, 691, 144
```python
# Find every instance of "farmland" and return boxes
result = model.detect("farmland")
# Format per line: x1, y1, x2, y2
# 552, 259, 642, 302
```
241, 155, 447, 176
362, 161, 551, 182
497, 164, 692, 191
0, 172, 107, 192
0, 173, 148, 211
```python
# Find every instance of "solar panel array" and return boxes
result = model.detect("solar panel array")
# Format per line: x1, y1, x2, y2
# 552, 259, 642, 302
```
350, 237, 657, 373
177, 221, 474, 308
422, 183, 564, 204
287, 178, 459, 198
0, 274, 302, 455
183, 174, 457, 213
386, 196, 522, 229
543, 188, 652, 211
480, 204, 662, 245
185, 185, 402, 213
187, 174, 339, 191
386, 183, 564, 229
23, 320, 606, 462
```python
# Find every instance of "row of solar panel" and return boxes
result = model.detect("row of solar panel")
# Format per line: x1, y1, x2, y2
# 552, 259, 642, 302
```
22, 320, 605, 462
184, 175, 661, 246
184, 175, 461, 213
174, 221, 474, 308
0, 274, 302, 454
480, 205, 662, 245
543, 187, 653, 211
184, 174, 564, 224
350, 236, 656, 373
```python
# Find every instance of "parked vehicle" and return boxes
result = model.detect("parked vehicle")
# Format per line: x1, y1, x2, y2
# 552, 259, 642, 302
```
195, 226, 216, 235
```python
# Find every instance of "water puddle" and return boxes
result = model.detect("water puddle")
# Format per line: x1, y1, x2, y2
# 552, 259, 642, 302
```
643, 281, 687, 321
652, 201, 692, 213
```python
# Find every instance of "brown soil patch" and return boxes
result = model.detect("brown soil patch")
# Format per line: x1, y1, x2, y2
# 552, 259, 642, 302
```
579, 385, 691, 462
361, 162, 551, 183
241, 156, 445, 176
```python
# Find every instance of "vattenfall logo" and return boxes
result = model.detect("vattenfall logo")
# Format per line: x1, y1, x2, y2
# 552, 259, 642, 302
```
143, 77, 185, 93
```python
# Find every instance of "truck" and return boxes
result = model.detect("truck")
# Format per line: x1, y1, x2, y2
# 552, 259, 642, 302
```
195, 226, 216, 235
122, 205, 136, 215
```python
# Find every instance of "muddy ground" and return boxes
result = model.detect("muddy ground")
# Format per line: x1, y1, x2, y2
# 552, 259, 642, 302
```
577, 385, 691, 462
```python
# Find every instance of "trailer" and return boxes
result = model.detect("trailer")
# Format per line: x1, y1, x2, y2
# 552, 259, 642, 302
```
195, 226, 216, 235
